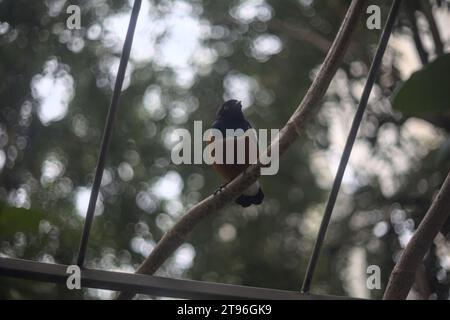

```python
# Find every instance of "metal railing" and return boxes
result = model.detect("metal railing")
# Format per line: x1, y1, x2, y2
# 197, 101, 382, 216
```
0, 257, 352, 300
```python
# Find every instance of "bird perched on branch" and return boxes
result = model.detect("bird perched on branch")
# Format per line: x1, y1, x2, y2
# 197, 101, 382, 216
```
210, 99, 264, 207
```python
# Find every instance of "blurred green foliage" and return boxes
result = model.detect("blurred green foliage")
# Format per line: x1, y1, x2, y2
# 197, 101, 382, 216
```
0, 0, 449, 300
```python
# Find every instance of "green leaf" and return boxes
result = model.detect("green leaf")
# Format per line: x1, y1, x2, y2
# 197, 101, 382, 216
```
0, 203, 44, 238
393, 53, 450, 117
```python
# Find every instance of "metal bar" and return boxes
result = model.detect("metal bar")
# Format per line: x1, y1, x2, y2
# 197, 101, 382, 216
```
76, 0, 142, 267
0, 257, 354, 300
301, 0, 403, 293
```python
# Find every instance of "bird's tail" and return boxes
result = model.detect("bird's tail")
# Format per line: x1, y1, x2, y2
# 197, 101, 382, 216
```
235, 182, 264, 207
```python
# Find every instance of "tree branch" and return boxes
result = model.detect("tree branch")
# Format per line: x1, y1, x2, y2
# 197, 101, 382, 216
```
384, 171, 450, 300
420, 0, 444, 56
116, 0, 365, 300
268, 19, 333, 55
413, 264, 432, 299
405, 2, 429, 65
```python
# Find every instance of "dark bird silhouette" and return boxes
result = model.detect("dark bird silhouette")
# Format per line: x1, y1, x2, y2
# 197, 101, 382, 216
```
210, 99, 264, 207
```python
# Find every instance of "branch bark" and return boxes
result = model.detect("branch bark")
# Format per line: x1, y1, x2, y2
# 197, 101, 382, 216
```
117, 0, 365, 300
384, 171, 450, 300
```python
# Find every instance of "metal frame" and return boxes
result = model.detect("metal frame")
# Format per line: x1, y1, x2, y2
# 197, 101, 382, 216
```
0, 257, 349, 300
76, 0, 142, 268
301, 0, 402, 293
0, 0, 402, 300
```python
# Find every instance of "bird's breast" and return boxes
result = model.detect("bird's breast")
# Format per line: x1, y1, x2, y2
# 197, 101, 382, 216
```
209, 133, 258, 181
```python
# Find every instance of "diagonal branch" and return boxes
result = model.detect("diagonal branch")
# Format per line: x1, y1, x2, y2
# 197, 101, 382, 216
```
116, 0, 365, 300
384, 171, 450, 300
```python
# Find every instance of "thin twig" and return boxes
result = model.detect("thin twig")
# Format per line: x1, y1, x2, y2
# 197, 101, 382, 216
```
268, 19, 362, 60
116, 0, 365, 300
384, 171, 450, 300
413, 264, 432, 299
420, 0, 444, 56
405, 2, 429, 64
76, 0, 142, 267
301, 0, 402, 294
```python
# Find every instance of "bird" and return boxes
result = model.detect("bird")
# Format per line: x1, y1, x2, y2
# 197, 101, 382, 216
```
209, 99, 264, 207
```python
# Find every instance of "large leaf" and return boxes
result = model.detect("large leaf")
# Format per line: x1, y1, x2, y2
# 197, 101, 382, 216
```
0, 203, 44, 238
393, 53, 450, 117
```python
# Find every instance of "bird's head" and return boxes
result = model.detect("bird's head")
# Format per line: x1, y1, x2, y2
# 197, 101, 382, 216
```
216, 99, 244, 119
